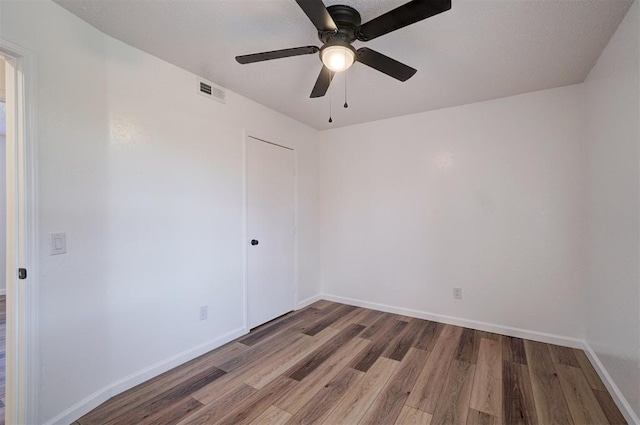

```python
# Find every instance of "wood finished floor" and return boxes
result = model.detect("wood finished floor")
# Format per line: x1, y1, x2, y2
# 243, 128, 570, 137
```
75, 301, 626, 425
0, 294, 5, 425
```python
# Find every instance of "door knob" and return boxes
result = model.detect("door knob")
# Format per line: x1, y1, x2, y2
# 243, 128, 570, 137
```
251, 239, 259, 246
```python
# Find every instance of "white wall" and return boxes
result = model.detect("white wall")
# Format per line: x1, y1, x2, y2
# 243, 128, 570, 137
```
584, 0, 640, 419
1, 1, 319, 423
0, 133, 5, 294
319, 84, 587, 341
0, 65, 5, 294
2, 0, 639, 422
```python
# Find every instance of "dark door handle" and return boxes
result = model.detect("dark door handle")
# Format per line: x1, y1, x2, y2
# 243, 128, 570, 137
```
251, 239, 259, 246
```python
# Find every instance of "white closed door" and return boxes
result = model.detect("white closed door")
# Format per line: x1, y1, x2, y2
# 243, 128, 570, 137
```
247, 136, 295, 329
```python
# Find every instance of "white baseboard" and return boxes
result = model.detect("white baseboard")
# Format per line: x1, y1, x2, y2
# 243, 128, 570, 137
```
583, 343, 640, 425
0, 289, 6, 296
43, 326, 247, 425
320, 293, 584, 348
297, 293, 322, 309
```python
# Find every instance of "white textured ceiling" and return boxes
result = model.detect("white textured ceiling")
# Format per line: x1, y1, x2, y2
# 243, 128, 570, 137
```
54, 0, 632, 130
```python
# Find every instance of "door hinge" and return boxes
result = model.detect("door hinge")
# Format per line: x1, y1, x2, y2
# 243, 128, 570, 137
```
18, 268, 27, 279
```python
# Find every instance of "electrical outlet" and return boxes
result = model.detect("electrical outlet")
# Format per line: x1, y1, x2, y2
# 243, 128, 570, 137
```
199, 306, 208, 321
453, 287, 462, 299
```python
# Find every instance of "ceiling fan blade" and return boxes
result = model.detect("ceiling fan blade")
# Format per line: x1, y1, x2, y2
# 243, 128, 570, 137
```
356, 48, 417, 81
295, 0, 338, 32
236, 46, 319, 64
355, 0, 451, 41
310, 66, 334, 98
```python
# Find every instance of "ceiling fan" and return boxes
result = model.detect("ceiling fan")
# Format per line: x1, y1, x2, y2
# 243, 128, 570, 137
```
235, 0, 452, 98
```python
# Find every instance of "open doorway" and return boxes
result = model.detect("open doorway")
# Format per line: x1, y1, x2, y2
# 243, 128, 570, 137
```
0, 41, 36, 424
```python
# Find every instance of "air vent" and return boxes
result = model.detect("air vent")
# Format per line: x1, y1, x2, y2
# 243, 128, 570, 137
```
200, 82, 212, 95
197, 77, 225, 104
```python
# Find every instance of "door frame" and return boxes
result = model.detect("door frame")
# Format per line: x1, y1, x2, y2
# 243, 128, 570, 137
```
0, 39, 39, 425
242, 130, 298, 332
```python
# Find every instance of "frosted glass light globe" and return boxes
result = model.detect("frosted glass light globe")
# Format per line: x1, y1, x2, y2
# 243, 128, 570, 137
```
321, 45, 355, 72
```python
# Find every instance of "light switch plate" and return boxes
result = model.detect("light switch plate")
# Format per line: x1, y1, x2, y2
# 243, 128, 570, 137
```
50, 232, 67, 255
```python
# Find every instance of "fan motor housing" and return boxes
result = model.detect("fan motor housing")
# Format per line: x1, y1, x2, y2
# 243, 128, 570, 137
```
319, 5, 362, 44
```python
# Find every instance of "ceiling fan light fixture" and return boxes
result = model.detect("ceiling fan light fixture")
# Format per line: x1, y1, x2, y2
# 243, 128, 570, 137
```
321, 44, 356, 72
235, 0, 452, 98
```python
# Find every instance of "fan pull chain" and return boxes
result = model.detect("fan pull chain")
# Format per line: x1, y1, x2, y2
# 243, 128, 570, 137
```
328, 70, 333, 123
344, 69, 349, 109
343, 48, 349, 108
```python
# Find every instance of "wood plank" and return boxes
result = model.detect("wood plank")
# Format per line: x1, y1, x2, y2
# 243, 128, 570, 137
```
322, 357, 400, 425
361, 312, 397, 340
244, 303, 340, 347
572, 349, 607, 391
303, 304, 357, 336
78, 344, 245, 425
441, 324, 466, 339
218, 331, 306, 373
205, 342, 251, 367
470, 339, 502, 417
248, 405, 292, 425
503, 360, 537, 425
190, 334, 308, 405
104, 367, 226, 425
502, 336, 527, 365
556, 364, 609, 425
594, 389, 628, 425
237, 307, 320, 346
274, 337, 370, 414
355, 309, 385, 326
350, 320, 408, 372
548, 345, 580, 368
309, 300, 333, 309
241, 307, 312, 336
244, 326, 340, 389
331, 307, 369, 330
407, 326, 464, 413
384, 318, 425, 362
141, 397, 204, 425
215, 376, 297, 425
431, 360, 476, 425
284, 323, 365, 381
413, 320, 444, 353
360, 348, 431, 425
286, 367, 363, 425
475, 330, 502, 342
177, 384, 256, 425
524, 340, 574, 425
395, 406, 433, 425
467, 409, 498, 425
456, 328, 480, 364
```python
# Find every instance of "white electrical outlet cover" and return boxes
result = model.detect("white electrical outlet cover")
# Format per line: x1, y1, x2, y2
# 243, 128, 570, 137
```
199, 306, 208, 321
